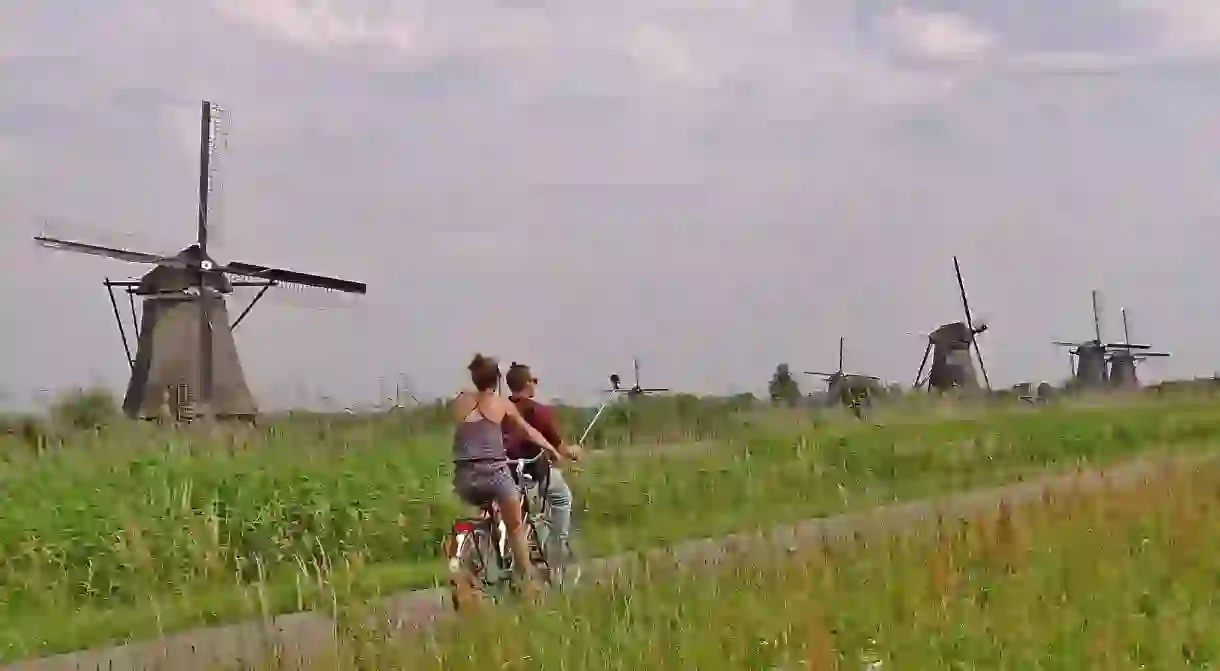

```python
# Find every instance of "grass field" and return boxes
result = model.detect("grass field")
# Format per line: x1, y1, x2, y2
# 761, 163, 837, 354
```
3, 393, 1220, 661
337, 447, 1220, 669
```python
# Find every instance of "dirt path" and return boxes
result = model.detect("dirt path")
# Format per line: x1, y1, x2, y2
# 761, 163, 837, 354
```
6, 450, 1212, 671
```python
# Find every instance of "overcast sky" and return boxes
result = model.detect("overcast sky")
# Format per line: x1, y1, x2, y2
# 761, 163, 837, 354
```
4, 0, 1220, 410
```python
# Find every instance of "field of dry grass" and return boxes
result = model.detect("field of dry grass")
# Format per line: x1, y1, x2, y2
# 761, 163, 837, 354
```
328, 453, 1220, 670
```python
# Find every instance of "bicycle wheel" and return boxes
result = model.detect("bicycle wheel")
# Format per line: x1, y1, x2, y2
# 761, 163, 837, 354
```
447, 525, 494, 611
525, 516, 552, 583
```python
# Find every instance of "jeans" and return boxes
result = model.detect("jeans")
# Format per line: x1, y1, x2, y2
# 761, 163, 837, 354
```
544, 466, 573, 556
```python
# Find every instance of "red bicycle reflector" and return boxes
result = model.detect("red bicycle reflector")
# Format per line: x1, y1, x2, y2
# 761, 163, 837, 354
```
453, 520, 475, 534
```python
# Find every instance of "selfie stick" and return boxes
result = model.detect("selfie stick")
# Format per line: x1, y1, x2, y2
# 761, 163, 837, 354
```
576, 364, 669, 443
577, 374, 625, 444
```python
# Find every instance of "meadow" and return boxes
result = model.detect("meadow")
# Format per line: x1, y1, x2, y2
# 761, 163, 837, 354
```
2, 389, 1220, 662
371, 443, 1220, 670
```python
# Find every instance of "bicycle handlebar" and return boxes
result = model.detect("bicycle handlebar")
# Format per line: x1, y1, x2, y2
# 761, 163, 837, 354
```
510, 451, 546, 475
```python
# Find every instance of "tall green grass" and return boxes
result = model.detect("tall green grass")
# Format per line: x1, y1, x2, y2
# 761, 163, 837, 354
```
3, 396, 1220, 660
379, 450, 1220, 669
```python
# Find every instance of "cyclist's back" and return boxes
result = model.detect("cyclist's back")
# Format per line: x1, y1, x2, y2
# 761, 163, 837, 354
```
452, 394, 516, 508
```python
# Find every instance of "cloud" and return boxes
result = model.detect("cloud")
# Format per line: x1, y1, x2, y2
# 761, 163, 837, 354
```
996, 0, 1220, 75
6, 0, 1220, 407
624, 23, 705, 86
1125, 0, 1220, 54
211, 0, 422, 53
1004, 50, 1150, 76
875, 7, 997, 64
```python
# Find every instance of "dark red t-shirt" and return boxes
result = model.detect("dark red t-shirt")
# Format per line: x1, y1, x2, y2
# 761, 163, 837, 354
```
503, 395, 565, 460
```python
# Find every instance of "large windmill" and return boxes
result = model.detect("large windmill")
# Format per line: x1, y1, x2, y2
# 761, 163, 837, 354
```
913, 256, 992, 393
1055, 291, 1168, 389
803, 336, 881, 414
35, 100, 367, 422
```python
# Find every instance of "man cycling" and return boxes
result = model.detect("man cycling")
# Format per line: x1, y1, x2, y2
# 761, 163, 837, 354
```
503, 362, 582, 565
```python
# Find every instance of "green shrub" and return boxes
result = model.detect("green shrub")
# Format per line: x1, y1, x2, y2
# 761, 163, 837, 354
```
48, 387, 119, 431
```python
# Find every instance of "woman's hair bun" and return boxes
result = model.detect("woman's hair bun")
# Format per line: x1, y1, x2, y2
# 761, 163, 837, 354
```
468, 353, 497, 371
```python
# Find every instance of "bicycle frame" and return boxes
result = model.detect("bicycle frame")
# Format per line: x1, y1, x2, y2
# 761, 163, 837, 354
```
445, 453, 550, 589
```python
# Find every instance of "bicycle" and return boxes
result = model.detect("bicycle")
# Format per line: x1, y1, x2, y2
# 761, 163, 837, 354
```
444, 452, 576, 609
443, 378, 626, 610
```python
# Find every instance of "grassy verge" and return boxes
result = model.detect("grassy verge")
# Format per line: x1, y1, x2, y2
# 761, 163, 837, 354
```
4, 401, 1220, 660
356, 451, 1220, 669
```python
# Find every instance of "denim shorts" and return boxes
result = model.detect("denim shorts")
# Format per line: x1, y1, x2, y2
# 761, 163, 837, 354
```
453, 460, 520, 508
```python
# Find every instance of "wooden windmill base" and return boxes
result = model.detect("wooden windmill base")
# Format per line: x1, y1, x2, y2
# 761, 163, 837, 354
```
123, 293, 259, 421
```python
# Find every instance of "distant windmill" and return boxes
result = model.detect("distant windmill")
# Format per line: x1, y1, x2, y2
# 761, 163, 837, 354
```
913, 256, 992, 393
602, 356, 669, 444
34, 100, 367, 422
1053, 290, 1168, 390
607, 357, 669, 398
1107, 308, 1170, 388
803, 336, 881, 415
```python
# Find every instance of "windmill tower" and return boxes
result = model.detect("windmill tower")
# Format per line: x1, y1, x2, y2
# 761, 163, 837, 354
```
1053, 291, 1167, 391
803, 336, 881, 412
1054, 290, 1108, 389
1107, 308, 1169, 388
913, 256, 992, 393
35, 100, 367, 422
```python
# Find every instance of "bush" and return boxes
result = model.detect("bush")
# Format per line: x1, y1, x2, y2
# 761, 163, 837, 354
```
49, 387, 119, 430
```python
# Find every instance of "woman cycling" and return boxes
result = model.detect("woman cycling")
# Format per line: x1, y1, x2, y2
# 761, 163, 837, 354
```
451, 354, 563, 592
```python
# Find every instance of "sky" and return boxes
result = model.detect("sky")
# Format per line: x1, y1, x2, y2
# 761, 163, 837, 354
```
4, 0, 1220, 410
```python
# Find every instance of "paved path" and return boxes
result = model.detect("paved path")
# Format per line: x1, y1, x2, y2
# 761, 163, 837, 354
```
6, 451, 1211, 671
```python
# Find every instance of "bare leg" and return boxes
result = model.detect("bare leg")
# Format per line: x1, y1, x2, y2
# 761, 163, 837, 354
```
499, 495, 540, 595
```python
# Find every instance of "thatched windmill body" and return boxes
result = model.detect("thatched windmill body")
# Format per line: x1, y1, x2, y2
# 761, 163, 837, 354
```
36, 100, 367, 422
1053, 291, 1168, 390
803, 336, 881, 415
913, 256, 992, 393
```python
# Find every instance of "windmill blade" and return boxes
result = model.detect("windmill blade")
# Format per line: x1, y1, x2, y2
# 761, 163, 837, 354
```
913, 340, 931, 388
802, 371, 838, 378
1052, 341, 1087, 347
1091, 290, 1103, 342
35, 235, 187, 268
35, 216, 187, 258
199, 101, 232, 249
1106, 343, 1152, 350
633, 357, 641, 388
953, 256, 976, 331
221, 260, 366, 294
837, 336, 845, 373
953, 255, 991, 390
846, 373, 882, 381
235, 279, 365, 311
1136, 352, 1171, 358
